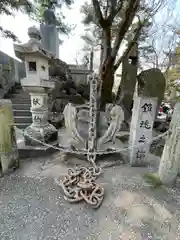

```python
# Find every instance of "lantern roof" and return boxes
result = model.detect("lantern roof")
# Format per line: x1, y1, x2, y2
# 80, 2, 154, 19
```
14, 26, 55, 61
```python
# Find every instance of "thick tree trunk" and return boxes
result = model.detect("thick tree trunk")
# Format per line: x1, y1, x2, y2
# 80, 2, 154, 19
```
116, 57, 138, 121
100, 64, 114, 108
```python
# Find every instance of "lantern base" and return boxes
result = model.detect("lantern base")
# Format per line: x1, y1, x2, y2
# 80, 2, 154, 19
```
24, 123, 58, 146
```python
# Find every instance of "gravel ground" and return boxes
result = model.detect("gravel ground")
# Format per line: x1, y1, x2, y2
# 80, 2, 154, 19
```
0, 153, 180, 240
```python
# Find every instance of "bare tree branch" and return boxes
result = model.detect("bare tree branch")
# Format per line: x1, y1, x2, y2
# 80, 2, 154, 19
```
106, 0, 117, 23
111, 0, 140, 59
114, 20, 144, 71
91, 0, 105, 27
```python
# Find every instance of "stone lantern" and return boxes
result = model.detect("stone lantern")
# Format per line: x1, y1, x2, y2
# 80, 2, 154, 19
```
14, 26, 58, 146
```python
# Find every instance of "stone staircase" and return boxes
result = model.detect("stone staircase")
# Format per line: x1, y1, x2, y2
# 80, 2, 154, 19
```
5, 87, 58, 158
9, 88, 32, 129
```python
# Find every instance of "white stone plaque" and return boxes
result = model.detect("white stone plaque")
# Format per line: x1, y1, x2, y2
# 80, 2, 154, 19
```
129, 97, 157, 166
31, 95, 43, 108
30, 93, 48, 109
31, 110, 48, 126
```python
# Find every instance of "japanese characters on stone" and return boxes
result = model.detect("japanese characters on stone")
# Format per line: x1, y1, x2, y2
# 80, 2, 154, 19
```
32, 98, 40, 106
141, 103, 152, 113
136, 99, 156, 164
129, 97, 157, 166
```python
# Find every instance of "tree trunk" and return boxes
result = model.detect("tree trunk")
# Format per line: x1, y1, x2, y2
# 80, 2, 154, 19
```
100, 63, 114, 108
116, 56, 138, 121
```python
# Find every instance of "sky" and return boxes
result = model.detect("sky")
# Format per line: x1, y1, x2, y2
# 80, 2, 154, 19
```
0, 0, 180, 68
0, 0, 88, 64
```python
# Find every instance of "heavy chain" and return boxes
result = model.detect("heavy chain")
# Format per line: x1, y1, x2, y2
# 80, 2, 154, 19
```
15, 127, 169, 156
56, 166, 104, 208
15, 126, 168, 209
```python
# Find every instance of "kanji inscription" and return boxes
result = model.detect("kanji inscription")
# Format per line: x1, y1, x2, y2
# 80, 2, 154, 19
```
129, 97, 157, 166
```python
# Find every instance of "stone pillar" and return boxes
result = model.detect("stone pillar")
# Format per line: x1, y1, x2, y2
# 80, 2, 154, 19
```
0, 100, 19, 176
40, 24, 59, 58
24, 91, 58, 146
14, 59, 20, 84
129, 96, 157, 166
30, 92, 49, 125
158, 102, 180, 185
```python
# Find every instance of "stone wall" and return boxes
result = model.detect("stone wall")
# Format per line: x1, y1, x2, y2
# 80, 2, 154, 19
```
0, 50, 25, 84
69, 65, 92, 86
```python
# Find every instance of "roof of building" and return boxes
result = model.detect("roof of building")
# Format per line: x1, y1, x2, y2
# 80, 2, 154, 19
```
0, 49, 21, 62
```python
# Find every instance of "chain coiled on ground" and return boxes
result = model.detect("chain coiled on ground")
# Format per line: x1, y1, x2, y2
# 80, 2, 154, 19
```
56, 166, 104, 208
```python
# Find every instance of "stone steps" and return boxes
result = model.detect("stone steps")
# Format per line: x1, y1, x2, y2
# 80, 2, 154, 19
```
14, 116, 32, 124
12, 103, 31, 110
11, 92, 30, 97
11, 98, 31, 104
15, 123, 30, 129
13, 109, 32, 117
8, 89, 32, 129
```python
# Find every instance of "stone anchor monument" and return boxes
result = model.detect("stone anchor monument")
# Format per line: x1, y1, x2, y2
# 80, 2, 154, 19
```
58, 75, 124, 208
59, 75, 124, 161
14, 27, 58, 146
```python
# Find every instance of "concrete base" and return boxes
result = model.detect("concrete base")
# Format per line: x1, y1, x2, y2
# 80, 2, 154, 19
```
15, 127, 58, 159
58, 128, 124, 156
24, 123, 58, 146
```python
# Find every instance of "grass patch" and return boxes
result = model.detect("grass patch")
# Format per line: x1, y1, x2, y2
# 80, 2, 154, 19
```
143, 172, 163, 188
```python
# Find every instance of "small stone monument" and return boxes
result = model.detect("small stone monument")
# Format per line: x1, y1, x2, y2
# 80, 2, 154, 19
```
137, 68, 165, 112
129, 97, 157, 166
14, 26, 58, 146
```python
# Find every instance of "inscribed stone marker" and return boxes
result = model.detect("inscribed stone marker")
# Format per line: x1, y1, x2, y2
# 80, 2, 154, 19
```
129, 97, 157, 166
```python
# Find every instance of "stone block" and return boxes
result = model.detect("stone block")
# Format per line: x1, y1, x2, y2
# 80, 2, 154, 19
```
129, 97, 157, 166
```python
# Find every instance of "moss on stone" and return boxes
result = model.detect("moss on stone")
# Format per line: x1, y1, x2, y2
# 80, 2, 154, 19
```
0, 102, 13, 153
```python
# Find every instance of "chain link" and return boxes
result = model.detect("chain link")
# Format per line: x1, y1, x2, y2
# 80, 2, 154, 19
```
16, 127, 168, 156
15, 126, 168, 209
55, 166, 104, 208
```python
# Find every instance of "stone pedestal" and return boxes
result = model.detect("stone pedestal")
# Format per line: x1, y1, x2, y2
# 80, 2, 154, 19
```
24, 92, 58, 146
129, 97, 157, 166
